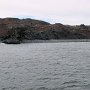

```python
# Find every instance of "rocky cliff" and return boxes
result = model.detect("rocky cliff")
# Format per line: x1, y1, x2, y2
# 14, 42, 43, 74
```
0, 18, 90, 43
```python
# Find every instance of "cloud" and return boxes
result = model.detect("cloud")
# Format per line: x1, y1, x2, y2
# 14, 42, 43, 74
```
0, 0, 90, 24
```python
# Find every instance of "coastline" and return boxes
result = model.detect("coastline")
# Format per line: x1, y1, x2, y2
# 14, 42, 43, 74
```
22, 39, 90, 43
1, 39, 90, 44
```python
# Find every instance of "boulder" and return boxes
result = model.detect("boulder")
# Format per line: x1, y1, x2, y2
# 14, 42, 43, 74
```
2, 38, 20, 44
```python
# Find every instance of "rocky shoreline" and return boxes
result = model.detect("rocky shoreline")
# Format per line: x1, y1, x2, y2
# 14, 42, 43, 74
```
21, 39, 90, 43
0, 18, 90, 44
1, 39, 90, 44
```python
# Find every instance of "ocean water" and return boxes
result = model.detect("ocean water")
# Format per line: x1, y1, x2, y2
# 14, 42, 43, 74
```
0, 42, 90, 90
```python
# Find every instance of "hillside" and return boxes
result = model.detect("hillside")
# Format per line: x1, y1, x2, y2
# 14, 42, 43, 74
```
0, 18, 90, 43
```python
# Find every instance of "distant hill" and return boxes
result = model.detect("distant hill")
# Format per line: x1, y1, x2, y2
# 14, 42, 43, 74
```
0, 18, 90, 44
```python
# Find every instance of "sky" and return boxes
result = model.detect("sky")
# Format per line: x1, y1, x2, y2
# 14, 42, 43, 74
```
0, 0, 90, 25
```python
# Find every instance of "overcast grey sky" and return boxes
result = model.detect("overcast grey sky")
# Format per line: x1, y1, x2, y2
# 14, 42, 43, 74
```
0, 0, 90, 25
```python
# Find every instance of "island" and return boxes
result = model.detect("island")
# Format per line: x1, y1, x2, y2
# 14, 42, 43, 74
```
0, 17, 90, 44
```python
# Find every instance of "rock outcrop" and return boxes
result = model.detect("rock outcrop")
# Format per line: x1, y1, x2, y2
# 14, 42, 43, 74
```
0, 17, 90, 44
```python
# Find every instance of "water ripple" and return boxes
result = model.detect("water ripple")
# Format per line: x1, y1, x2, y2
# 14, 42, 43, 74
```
0, 42, 90, 90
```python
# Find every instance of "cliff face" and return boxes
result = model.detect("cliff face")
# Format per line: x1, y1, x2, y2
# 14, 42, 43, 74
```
0, 18, 90, 43
0, 18, 50, 39
0, 24, 8, 38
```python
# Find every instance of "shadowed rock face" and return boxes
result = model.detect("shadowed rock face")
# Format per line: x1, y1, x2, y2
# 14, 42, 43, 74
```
0, 24, 8, 38
0, 17, 90, 43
